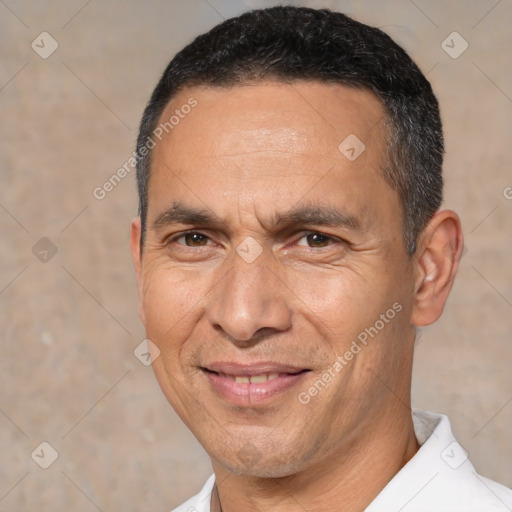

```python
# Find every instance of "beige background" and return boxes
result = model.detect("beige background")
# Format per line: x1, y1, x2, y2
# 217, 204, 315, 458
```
0, 0, 511, 510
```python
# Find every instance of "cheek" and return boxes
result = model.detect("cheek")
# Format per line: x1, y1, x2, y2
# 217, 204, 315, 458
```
287, 266, 376, 333
140, 268, 204, 352
292, 262, 408, 358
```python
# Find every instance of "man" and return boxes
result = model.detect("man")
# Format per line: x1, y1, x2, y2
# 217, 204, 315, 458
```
130, 6, 512, 511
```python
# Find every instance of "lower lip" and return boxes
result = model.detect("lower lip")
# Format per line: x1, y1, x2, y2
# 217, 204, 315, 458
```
203, 370, 308, 406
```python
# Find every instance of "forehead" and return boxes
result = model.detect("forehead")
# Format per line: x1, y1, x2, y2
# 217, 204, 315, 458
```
155, 80, 385, 162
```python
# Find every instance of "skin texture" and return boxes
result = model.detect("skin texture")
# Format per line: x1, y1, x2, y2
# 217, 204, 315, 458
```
131, 81, 463, 511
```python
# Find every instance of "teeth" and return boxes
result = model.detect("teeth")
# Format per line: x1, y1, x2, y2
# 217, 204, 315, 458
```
249, 374, 268, 383
227, 373, 281, 384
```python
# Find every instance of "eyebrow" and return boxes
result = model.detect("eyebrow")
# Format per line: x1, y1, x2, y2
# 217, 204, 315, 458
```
272, 204, 360, 231
152, 201, 361, 232
153, 202, 223, 230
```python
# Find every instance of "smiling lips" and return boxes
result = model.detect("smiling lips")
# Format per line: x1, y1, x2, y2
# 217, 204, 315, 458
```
202, 362, 310, 405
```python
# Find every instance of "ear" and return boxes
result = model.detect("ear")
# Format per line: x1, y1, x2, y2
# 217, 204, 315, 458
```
130, 217, 146, 325
411, 210, 464, 327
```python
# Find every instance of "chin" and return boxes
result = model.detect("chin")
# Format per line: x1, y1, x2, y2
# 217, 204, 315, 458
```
211, 441, 311, 478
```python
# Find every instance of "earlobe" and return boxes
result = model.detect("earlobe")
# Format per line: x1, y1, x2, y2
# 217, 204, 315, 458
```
411, 210, 464, 327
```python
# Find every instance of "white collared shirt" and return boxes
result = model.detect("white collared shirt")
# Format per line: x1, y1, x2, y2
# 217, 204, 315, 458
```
171, 410, 512, 511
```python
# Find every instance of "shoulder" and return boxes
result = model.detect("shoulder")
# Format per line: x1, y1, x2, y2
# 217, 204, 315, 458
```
475, 475, 512, 509
367, 410, 512, 511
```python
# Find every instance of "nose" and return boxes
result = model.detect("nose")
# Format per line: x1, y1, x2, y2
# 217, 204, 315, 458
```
206, 251, 292, 347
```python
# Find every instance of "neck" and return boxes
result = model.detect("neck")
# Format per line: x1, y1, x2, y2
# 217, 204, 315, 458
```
211, 407, 419, 512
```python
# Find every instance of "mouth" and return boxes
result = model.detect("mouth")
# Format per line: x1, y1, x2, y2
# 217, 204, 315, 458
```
200, 362, 311, 405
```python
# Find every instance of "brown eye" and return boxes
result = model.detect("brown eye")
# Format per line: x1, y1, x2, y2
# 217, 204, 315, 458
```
297, 232, 332, 248
177, 232, 210, 246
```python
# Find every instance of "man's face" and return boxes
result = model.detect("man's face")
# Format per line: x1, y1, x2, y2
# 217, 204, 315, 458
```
132, 81, 418, 477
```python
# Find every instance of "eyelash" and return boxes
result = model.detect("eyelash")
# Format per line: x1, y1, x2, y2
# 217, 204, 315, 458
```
167, 230, 342, 249
168, 231, 213, 247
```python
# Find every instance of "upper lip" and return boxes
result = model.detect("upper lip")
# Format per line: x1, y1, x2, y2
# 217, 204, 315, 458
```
202, 361, 310, 376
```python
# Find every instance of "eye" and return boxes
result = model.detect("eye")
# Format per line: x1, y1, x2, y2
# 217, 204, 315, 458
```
172, 231, 212, 247
296, 232, 337, 248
